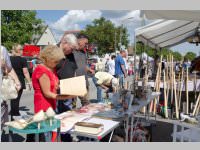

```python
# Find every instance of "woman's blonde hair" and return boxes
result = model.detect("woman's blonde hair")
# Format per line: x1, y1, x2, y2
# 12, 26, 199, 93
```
39, 45, 65, 63
12, 44, 23, 56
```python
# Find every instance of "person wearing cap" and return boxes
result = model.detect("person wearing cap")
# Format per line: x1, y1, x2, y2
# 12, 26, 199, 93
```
115, 48, 127, 89
93, 71, 118, 103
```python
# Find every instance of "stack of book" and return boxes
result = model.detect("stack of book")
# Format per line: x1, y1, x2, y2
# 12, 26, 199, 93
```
74, 122, 104, 134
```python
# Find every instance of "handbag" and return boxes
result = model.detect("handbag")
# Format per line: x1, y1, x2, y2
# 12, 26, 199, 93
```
1, 74, 18, 100
0, 47, 18, 100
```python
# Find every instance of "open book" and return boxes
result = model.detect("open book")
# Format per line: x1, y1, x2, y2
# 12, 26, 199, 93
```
60, 75, 87, 97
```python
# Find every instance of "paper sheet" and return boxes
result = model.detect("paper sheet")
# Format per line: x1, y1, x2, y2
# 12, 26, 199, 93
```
60, 76, 87, 97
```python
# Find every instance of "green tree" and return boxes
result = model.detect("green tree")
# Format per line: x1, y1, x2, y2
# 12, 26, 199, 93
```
172, 51, 182, 61
1, 10, 44, 51
81, 17, 129, 55
184, 52, 196, 61
135, 42, 184, 61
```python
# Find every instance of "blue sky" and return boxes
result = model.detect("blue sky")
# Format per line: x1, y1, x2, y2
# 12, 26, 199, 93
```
36, 10, 200, 56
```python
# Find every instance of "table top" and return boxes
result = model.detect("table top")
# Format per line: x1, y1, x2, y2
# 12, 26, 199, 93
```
126, 92, 160, 115
8, 119, 60, 134
94, 92, 160, 119
69, 117, 120, 140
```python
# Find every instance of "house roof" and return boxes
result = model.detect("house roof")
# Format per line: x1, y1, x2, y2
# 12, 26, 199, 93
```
35, 26, 57, 45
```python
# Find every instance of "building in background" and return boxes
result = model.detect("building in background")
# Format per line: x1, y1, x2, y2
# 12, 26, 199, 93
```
34, 26, 57, 49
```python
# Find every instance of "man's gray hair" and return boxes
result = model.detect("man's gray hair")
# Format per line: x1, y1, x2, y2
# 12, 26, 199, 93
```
61, 33, 78, 47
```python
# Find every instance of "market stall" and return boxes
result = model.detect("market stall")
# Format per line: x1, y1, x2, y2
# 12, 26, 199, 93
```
134, 13, 200, 140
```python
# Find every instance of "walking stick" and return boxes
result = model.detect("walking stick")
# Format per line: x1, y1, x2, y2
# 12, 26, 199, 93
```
194, 71, 197, 100
166, 56, 170, 105
192, 92, 200, 116
163, 69, 168, 118
195, 99, 200, 116
186, 66, 189, 114
173, 73, 179, 119
149, 62, 159, 114
153, 55, 162, 115
178, 62, 184, 110
177, 72, 181, 106
171, 55, 174, 106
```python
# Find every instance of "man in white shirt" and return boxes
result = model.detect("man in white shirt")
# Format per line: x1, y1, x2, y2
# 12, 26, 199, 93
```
92, 72, 119, 102
107, 55, 116, 76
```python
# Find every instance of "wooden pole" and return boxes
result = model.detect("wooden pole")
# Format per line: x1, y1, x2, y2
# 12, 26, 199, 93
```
178, 65, 184, 110
173, 73, 179, 119
194, 71, 197, 100
171, 55, 174, 106
192, 92, 200, 116
166, 56, 170, 105
195, 99, 200, 116
149, 61, 160, 113
176, 72, 181, 106
186, 66, 189, 114
153, 55, 162, 115
163, 69, 168, 118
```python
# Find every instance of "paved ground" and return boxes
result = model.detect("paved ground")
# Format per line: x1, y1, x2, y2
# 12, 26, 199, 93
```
1, 76, 174, 142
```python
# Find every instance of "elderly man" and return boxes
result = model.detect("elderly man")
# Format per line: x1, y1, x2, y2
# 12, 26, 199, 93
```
56, 34, 78, 112
73, 34, 94, 106
93, 71, 119, 103
115, 49, 127, 89
56, 34, 78, 142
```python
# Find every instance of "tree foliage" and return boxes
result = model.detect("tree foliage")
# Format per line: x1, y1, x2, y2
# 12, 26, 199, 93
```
136, 42, 183, 61
1, 10, 44, 51
81, 17, 129, 55
184, 52, 196, 61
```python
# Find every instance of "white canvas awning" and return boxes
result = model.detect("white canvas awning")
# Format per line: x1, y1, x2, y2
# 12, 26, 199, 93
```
143, 10, 200, 22
135, 20, 200, 49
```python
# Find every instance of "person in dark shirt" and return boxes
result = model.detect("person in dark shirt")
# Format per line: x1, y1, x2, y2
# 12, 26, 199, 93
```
10, 44, 32, 119
73, 34, 94, 106
56, 33, 78, 142
56, 34, 78, 113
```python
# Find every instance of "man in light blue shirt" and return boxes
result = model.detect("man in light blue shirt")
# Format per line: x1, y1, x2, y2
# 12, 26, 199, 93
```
115, 49, 127, 88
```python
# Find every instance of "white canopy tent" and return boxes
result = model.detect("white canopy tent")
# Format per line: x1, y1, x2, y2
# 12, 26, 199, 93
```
135, 20, 200, 49
143, 10, 200, 22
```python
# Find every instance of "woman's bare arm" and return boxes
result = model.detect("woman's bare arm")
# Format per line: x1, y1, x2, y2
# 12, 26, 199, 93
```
39, 74, 76, 100
23, 68, 31, 83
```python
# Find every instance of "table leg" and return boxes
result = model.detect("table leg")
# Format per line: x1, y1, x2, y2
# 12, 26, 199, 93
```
125, 115, 129, 142
8, 130, 12, 142
109, 130, 114, 142
172, 124, 177, 142
57, 128, 61, 142
132, 117, 139, 142
130, 115, 134, 142
35, 133, 39, 142
147, 105, 150, 122
45, 132, 51, 142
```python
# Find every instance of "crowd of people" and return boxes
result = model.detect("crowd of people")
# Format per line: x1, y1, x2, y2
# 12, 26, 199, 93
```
1, 32, 132, 142
1, 32, 196, 142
